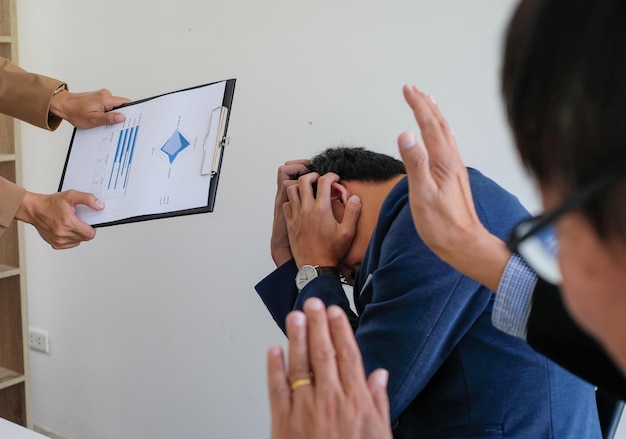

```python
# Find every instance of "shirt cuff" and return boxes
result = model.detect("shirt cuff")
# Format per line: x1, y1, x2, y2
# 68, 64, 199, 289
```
492, 254, 538, 340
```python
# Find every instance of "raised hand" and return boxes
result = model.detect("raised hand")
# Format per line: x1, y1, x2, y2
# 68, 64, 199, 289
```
267, 297, 391, 439
397, 85, 510, 291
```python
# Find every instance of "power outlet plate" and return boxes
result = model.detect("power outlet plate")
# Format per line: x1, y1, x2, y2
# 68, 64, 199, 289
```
29, 328, 50, 354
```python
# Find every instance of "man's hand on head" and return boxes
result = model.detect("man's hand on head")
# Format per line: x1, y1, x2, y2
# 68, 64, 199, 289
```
283, 172, 361, 268
271, 160, 311, 267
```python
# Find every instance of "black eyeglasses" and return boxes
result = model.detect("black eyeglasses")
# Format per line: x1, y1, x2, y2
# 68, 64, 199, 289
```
506, 170, 621, 285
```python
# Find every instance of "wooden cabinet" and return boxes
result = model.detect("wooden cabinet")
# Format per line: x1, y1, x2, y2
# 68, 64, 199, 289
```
0, 0, 32, 427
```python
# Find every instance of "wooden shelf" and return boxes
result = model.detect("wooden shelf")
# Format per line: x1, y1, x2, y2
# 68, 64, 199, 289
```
0, 0, 31, 428
0, 367, 24, 391
0, 264, 19, 279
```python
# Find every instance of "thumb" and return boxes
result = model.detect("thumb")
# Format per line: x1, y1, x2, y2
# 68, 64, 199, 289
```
266, 345, 291, 428
397, 131, 430, 186
66, 190, 105, 210
342, 195, 361, 228
100, 111, 126, 126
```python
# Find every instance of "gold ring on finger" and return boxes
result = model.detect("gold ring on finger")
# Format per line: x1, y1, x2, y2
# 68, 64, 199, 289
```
290, 377, 313, 391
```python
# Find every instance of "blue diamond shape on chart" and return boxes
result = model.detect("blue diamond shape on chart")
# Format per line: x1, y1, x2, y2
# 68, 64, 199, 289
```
161, 130, 190, 164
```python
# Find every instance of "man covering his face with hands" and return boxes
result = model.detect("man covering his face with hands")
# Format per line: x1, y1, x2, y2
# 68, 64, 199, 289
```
256, 146, 600, 438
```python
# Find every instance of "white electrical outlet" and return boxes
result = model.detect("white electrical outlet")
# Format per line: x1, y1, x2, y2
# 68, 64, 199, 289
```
29, 328, 50, 354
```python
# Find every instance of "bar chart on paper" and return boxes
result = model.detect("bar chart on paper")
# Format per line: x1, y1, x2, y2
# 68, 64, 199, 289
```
74, 114, 148, 221
59, 79, 234, 226
107, 124, 140, 193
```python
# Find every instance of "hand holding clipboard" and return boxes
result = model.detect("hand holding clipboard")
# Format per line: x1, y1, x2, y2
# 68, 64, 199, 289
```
59, 79, 236, 227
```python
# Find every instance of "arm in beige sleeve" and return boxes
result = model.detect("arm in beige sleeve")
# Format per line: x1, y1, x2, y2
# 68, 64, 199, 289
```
0, 57, 64, 130
0, 176, 26, 236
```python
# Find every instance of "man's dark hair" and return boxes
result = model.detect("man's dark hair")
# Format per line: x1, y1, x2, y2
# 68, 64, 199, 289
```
306, 146, 406, 182
502, 0, 626, 239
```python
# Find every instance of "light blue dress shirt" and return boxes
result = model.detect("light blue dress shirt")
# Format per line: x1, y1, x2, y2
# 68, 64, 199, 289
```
492, 253, 538, 339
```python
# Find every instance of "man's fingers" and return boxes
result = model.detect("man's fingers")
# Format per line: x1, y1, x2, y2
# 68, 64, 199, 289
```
303, 299, 341, 393
296, 172, 320, 204
96, 88, 130, 110
327, 305, 366, 394
282, 201, 293, 221
54, 191, 97, 240
73, 218, 97, 241
367, 369, 391, 423
313, 172, 339, 203
108, 96, 131, 109
267, 345, 292, 426
277, 162, 311, 185
285, 184, 301, 212
277, 180, 299, 205
63, 190, 104, 211
422, 90, 457, 148
283, 159, 311, 167
402, 85, 454, 161
397, 131, 431, 189
403, 85, 456, 147
77, 191, 104, 211
340, 195, 361, 235
59, 211, 95, 241
286, 311, 313, 384
102, 111, 126, 125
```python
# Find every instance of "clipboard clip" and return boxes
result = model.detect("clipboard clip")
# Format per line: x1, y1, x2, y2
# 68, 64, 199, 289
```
201, 106, 229, 176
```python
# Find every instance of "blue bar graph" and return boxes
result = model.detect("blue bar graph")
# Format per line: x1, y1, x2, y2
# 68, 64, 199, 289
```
108, 126, 139, 191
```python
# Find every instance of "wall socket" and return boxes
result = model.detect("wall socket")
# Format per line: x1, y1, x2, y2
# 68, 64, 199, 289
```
29, 328, 50, 354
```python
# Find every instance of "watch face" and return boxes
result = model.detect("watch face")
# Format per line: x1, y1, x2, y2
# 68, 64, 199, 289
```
296, 265, 318, 291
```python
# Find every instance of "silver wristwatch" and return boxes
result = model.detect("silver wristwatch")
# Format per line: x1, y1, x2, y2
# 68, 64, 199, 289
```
295, 265, 339, 291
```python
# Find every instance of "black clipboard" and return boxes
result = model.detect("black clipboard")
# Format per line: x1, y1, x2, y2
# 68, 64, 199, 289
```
58, 79, 236, 228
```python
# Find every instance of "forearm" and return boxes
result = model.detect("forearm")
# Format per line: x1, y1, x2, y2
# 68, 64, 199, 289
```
0, 57, 64, 130
255, 260, 300, 333
296, 275, 357, 328
255, 260, 355, 333
441, 227, 511, 292
13, 191, 43, 225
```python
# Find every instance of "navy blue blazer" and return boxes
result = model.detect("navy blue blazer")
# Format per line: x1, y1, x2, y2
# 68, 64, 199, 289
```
256, 170, 601, 438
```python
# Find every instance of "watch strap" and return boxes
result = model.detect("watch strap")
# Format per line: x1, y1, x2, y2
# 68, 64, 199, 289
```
316, 266, 339, 276
53, 83, 68, 95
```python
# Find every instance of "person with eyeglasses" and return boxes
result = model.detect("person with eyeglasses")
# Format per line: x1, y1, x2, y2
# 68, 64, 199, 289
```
395, 1, 626, 398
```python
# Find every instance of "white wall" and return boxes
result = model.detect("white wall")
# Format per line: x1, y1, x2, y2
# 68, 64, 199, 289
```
15, 1, 602, 438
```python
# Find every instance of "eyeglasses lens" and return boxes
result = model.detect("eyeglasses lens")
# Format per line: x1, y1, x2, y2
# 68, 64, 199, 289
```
516, 220, 563, 285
